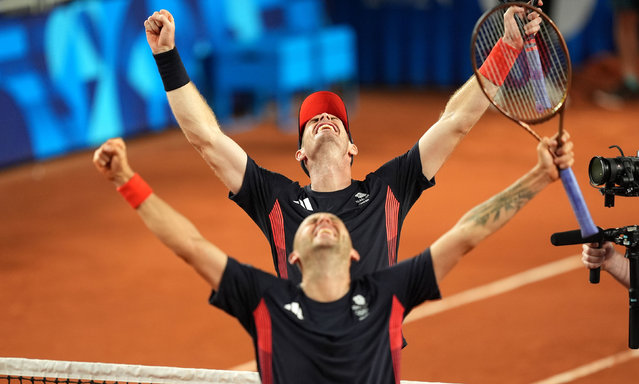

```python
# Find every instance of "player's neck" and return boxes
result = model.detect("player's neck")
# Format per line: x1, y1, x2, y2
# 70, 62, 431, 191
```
307, 157, 352, 192
300, 272, 351, 303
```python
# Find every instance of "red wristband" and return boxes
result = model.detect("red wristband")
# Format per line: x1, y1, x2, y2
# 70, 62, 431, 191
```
478, 38, 521, 86
117, 173, 153, 209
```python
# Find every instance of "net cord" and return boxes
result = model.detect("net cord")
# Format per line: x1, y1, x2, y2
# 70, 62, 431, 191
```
0, 358, 447, 384
0, 358, 259, 384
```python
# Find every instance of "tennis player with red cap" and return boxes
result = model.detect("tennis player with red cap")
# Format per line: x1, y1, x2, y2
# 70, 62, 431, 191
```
144, 8, 528, 283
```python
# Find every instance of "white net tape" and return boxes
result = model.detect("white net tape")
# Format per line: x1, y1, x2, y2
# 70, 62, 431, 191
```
0, 357, 449, 384
0, 357, 258, 384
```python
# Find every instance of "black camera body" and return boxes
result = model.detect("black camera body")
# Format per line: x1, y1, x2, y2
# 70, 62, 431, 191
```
588, 145, 639, 207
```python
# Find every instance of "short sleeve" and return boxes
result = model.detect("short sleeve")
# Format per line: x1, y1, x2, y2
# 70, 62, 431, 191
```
229, 156, 295, 236
209, 257, 278, 332
372, 143, 435, 216
375, 249, 441, 313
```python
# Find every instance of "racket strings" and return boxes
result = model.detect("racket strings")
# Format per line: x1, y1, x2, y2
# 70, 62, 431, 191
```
474, 5, 569, 125
476, 12, 535, 119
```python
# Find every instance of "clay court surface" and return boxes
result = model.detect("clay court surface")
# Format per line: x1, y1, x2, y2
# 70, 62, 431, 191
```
1, 59, 639, 383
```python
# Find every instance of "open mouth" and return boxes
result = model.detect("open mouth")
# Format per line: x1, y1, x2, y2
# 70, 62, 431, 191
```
314, 123, 338, 135
314, 227, 336, 238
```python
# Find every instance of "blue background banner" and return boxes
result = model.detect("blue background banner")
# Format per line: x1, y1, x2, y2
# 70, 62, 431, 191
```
0, 0, 614, 168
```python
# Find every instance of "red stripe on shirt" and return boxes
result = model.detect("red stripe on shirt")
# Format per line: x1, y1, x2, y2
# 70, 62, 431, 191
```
268, 200, 288, 279
389, 295, 405, 384
385, 186, 400, 266
253, 299, 273, 384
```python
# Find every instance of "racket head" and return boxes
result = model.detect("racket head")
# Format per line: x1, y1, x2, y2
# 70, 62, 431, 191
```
470, 2, 572, 125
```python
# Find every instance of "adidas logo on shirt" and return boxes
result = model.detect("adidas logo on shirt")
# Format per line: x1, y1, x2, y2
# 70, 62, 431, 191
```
284, 302, 304, 320
294, 197, 313, 211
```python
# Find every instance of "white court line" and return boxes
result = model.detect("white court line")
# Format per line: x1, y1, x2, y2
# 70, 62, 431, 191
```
405, 255, 582, 323
530, 349, 639, 384
230, 255, 582, 372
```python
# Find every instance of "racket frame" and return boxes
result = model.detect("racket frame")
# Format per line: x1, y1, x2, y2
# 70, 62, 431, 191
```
470, 1, 572, 133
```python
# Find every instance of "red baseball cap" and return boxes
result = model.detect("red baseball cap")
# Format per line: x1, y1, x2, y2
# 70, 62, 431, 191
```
298, 91, 351, 147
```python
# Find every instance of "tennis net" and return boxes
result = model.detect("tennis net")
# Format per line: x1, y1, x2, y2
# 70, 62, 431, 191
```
0, 358, 258, 384
0, 358, 444, 384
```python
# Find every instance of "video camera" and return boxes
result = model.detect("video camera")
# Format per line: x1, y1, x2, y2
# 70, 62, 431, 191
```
551, 145, 639, 349
588, 145, 639, 207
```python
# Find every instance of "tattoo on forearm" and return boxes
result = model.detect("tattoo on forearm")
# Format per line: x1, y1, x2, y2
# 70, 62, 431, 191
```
464, 181, 536, 227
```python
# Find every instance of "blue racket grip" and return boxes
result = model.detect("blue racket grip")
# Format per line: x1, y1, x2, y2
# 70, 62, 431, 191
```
524, 36, 552, 113
559, 168, 600, 284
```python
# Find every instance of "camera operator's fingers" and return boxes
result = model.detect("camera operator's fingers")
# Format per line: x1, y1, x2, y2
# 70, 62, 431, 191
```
601, 241, 616, 260
582, 243, 605, 269
581, 255, 602, 270
582, 242, 600, 256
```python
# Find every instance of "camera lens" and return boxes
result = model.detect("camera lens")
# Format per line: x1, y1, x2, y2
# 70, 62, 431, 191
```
589, 157, 609, 185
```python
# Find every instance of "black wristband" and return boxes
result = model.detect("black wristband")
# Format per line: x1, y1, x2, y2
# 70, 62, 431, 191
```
153, 47, 190, 92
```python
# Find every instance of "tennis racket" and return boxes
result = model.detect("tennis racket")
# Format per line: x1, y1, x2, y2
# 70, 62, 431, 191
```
470, 1, 600, 283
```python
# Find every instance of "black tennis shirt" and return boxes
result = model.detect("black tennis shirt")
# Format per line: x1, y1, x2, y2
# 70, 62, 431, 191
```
230, 143, 435, 283
210, 249, 441, 384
